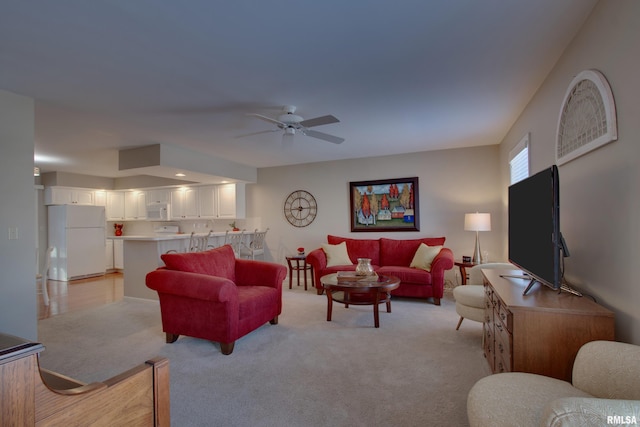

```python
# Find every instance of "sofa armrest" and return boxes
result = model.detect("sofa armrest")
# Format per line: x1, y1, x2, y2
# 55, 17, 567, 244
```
306, 248, 327, 271
541, 397, 640, 427
431, 247, 454, 273
306, 248, 327, 294
146, 269, 237, 302
572, 341, 640, 400
234, 259, 287, 288
429, 247, 454, 294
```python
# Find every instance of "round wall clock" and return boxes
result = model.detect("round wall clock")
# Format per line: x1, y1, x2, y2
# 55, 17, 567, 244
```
283, 190, 317, 227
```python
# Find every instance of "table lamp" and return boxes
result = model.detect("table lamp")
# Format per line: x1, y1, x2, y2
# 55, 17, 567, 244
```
464, 212, 491, 264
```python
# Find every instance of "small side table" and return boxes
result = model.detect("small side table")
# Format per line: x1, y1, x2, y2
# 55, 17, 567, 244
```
454, 260, 477, 285
286, 255, 314, 290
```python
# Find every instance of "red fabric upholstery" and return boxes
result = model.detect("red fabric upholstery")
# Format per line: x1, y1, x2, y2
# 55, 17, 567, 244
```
161, 244, 236, 281
327, 235, 380, 265
379, 237, 445, 266
306, 235, 454, 305
146, 244, 287, 354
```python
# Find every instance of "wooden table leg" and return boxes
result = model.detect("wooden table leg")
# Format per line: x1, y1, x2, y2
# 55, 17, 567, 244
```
286, 258, 294, 289
459, 265, 468, 285
326, 290, 333, 321
373, 292, 381, 328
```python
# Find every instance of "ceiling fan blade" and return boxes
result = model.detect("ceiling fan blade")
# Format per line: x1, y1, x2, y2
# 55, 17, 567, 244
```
303, 129, 345, 144
234, 129, 280, 138
299, 115, 340, 128
246, 113, 286, 127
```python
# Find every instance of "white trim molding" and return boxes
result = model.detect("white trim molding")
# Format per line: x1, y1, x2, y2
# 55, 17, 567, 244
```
556, 69, 617, 166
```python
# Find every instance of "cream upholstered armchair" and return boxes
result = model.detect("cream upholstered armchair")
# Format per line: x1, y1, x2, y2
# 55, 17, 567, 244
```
453, 262, 514, 330
467, 340, 640, 427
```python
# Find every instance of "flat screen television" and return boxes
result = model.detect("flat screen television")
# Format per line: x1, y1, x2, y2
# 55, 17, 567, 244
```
508, 165, 569, 295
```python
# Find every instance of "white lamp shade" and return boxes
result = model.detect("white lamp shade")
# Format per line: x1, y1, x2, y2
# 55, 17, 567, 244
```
464, 213, 491, 231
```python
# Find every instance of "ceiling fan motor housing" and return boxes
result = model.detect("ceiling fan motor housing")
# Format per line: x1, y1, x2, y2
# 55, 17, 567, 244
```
278, 113, 303, 126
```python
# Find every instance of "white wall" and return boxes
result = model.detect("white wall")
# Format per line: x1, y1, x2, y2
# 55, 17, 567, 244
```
247, 145, 502, 285
499, 0, 640, 343
0, 90, 37, 340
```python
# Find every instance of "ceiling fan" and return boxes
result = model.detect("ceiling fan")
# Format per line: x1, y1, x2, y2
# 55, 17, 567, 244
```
246, 105, 345, 144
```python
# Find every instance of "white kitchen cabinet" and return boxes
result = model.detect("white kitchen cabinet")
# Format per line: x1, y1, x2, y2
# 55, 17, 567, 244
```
146, 189, 170, 204
113, 239, 124, 270
217, 183, 246, 219
198, 186, 218, 218
106, 191, 125, 221
170, 187, 199, 219
124, 190, 147, 220
44, 187, 96, 205
105, 238, 114, 270
94, 190, 107, 207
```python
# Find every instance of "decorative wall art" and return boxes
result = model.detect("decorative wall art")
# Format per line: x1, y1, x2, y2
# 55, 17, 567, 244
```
349, 177, 419, 232
556, 69, 617, 166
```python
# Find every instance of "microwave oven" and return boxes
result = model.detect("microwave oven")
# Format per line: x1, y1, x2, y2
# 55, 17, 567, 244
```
146, 202, 171, 220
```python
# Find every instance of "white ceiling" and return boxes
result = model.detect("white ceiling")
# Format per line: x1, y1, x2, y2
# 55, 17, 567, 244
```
1, 1, 598, 181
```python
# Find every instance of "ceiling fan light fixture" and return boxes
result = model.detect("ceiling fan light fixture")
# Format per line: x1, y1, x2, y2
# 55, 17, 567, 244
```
284, 127, 296, 135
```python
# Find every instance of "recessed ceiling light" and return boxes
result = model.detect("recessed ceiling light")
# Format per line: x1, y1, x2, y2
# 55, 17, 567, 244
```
175, 173, 186, 177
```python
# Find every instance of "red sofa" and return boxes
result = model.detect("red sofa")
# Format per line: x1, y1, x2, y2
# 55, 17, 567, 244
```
145, 244, 287, 355
306, 235, 454, 305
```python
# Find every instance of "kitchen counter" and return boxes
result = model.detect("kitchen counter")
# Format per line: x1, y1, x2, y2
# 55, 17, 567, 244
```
115, 231, 256, 300
107, 231, 235, 241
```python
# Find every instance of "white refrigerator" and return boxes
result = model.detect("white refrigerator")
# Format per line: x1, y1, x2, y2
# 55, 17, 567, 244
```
48, 205, 106, 281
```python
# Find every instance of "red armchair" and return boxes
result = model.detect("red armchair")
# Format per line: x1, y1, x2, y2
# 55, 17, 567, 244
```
146, 244, 287, 355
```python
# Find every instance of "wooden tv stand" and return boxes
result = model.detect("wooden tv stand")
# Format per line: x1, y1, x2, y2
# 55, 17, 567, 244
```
482, 269, 614, 382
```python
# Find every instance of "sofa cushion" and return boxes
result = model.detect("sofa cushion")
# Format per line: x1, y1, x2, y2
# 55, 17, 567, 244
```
237, 286, 280, 322
327, 235, 380, 265
379, 237, 445, 267
377, 265, 431, 285
410, 243, 443, 272
161, 244, 236, 281
322, 242, 353, 267
453, 284, 485, 307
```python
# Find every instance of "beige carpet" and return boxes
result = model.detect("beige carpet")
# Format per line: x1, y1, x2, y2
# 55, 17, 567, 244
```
37, 285, 490, 426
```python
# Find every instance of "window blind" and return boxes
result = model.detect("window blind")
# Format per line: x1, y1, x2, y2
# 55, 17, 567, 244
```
509, 134, 529, 185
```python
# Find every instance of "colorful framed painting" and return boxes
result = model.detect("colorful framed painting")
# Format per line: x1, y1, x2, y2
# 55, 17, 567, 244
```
349, 177, 419, 232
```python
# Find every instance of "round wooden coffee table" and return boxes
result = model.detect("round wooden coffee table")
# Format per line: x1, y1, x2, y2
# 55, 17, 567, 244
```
320, 273, 400, 328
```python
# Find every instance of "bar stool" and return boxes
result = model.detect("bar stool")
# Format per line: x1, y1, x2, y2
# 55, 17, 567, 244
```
286, 255, 314, 290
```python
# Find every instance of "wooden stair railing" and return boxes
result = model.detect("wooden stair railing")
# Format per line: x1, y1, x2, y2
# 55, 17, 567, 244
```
1, 333, 170, 426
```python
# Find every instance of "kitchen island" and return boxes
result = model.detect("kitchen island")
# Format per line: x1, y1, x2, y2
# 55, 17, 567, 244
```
108, 231, 255, 300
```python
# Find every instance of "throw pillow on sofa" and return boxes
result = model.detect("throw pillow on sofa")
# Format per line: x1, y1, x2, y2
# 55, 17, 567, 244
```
322, 242, 353, 267
409, 243, 443, 272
